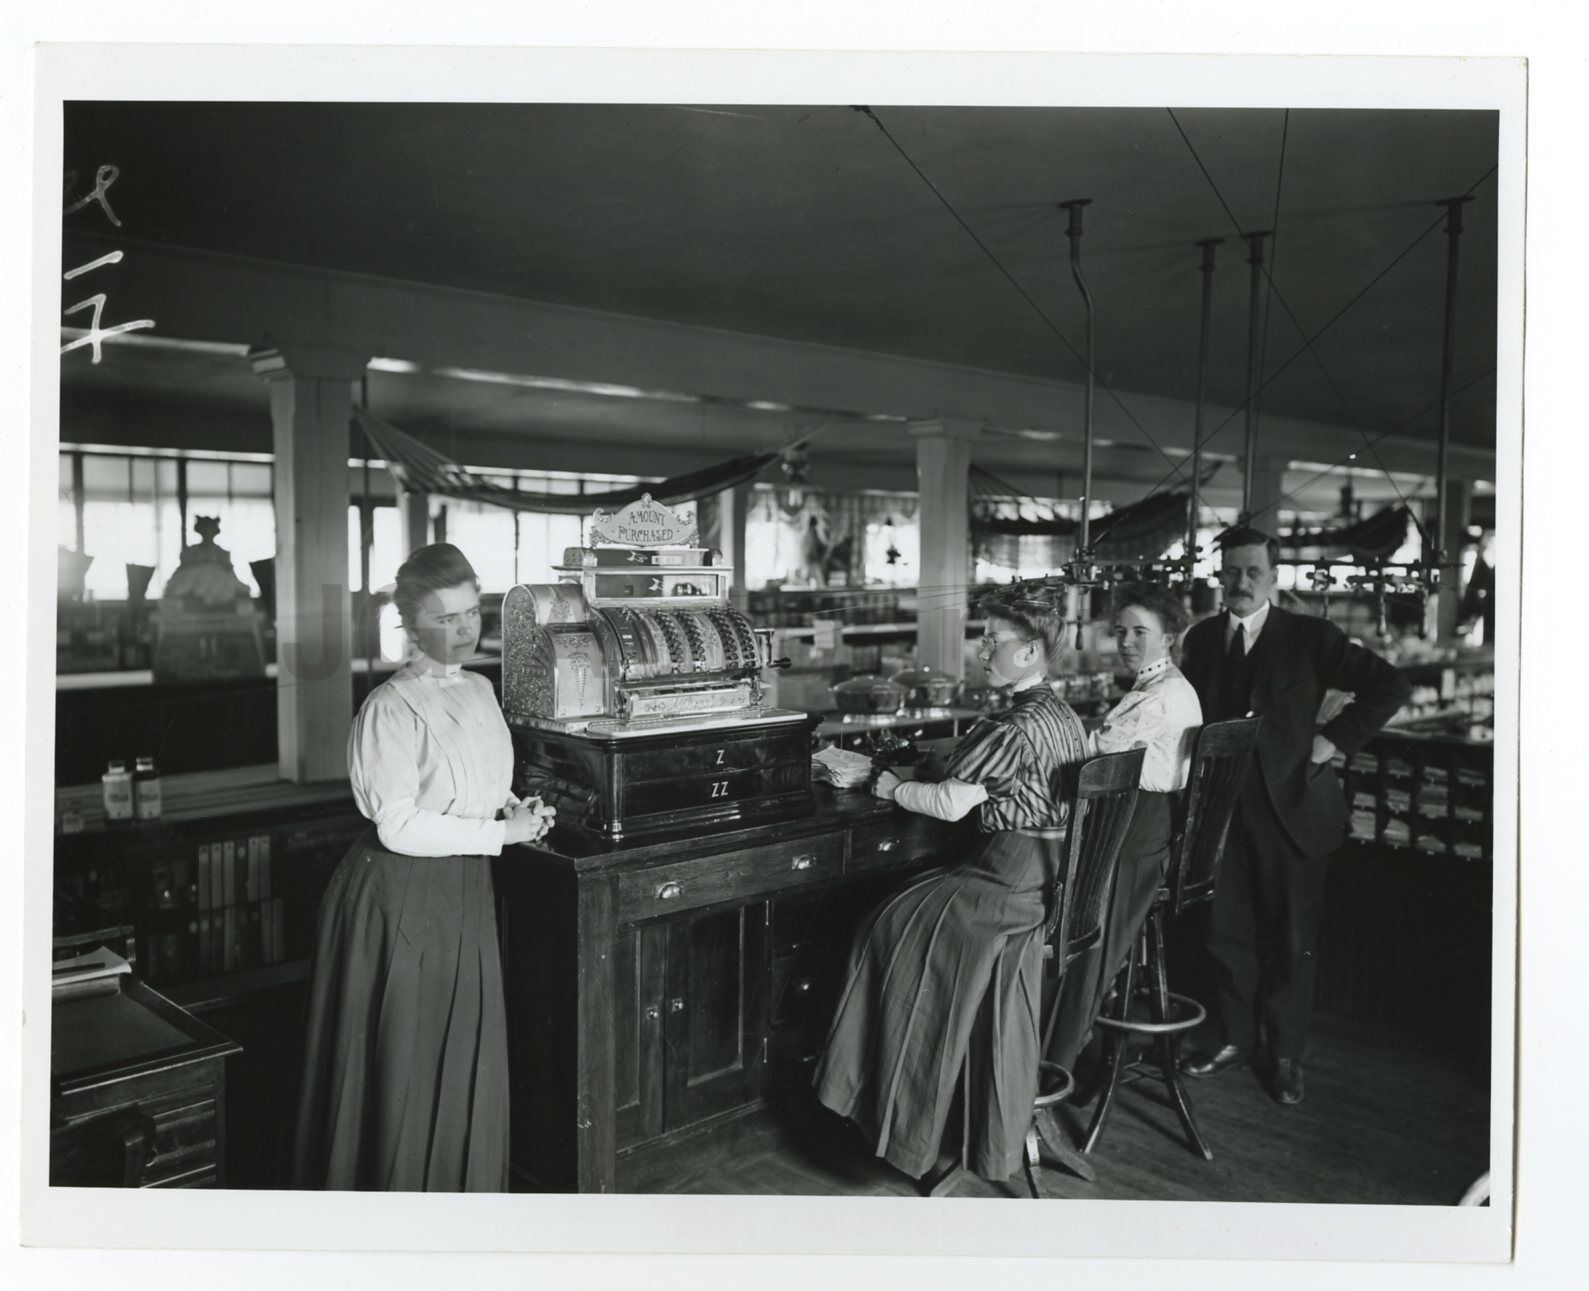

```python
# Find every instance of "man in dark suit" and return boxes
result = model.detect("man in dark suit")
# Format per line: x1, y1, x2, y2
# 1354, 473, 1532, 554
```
1178, 526, 1410, 1105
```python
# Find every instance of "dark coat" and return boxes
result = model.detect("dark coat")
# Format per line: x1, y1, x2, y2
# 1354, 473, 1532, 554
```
1181, 604, 1411, 858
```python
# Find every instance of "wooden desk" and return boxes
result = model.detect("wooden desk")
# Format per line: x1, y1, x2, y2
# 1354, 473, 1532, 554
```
51, 978, 242, 1187
496, 785, 967, 1192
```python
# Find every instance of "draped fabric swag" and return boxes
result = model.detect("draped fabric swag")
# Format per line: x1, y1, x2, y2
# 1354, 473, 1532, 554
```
353, 408, 802, 516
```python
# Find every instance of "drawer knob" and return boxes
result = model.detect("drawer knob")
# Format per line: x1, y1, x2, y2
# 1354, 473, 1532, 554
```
656, 880, 684, 900
794, 977, 813, 994
791, 854, 815, 871
875, 838, 898, 853
669, 997, 686, 1014
644, 1005, 660, 1022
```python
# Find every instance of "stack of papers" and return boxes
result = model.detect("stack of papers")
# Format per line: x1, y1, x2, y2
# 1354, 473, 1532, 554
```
811, 746, 875, 790
52, 945, 133, 1000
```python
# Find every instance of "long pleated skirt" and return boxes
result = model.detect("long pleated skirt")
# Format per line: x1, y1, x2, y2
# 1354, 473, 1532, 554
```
813, 829, 1062, 1182
1048, 790, 1176, 1071
291, 830, 510, 1192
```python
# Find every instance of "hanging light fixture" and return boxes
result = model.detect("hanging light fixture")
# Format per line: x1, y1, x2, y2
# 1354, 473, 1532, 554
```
777, 442, 810, 518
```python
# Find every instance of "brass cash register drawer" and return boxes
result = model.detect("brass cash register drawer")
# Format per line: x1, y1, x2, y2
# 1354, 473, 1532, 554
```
623, 727, 811, 783
615, 833, 844, 924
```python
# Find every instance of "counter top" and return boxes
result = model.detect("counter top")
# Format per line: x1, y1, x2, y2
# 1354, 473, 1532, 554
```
511, 781, 901, 872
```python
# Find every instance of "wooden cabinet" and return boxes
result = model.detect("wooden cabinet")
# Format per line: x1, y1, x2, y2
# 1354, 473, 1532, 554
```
497, 787, 968, 1192
51, 978, 242, 1188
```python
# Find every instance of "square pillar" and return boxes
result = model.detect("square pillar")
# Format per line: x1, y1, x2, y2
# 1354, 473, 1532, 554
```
251, 344, 369, 783
400, 488, 431, 556
698, 483, 752, 613
1243, 455, 1288, 532
912, 418, 979, 679
1437, 477, 1473, 643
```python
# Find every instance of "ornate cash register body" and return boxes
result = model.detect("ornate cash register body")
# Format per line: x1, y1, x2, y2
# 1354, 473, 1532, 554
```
502, 495, 819, 841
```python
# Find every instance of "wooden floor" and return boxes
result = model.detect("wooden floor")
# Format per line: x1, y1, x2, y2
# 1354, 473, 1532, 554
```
660, 1014, 1492, 1203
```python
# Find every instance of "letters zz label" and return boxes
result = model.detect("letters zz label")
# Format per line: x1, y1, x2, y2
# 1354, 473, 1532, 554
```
709, 779, 730, 799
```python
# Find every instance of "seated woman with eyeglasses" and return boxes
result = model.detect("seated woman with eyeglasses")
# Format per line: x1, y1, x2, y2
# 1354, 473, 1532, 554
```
814, 587, 1090, 1184
1048, 581, 1203, 1076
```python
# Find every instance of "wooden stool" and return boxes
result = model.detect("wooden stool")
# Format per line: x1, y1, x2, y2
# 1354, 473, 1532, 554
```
1082, 717, 1262, 1162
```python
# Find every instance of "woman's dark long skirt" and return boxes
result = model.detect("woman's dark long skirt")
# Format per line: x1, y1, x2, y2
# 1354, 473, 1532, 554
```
291, 830, 510, 1192
813, 829, 1064, 1183
1048, 790, 1176, 1072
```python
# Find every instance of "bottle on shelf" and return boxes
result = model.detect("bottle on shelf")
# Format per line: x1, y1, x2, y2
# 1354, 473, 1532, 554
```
133, 755, 163, 821
101, 760, 134, 824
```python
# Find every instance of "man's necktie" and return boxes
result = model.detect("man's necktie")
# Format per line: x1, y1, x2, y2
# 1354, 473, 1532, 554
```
1228, 621, 1248, 668
1223, 622, 1247, 716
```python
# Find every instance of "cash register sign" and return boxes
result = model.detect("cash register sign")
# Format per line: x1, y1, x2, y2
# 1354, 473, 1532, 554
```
589, 493, 700, 548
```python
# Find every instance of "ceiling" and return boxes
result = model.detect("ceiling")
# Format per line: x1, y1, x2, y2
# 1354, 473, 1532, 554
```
59, 102, 1501, 507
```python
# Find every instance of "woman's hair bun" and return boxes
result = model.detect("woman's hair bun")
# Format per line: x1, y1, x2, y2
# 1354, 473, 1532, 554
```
392, 542, 479, 630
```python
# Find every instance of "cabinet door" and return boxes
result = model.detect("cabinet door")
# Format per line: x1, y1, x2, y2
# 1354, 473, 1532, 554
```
661, 902, 770, 1132
613, 923, 667, 1149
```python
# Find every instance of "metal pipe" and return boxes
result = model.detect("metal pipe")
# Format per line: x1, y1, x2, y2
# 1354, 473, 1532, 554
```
1189, 238, 1223, 581
1242, 230, 1271, 520
1059, 199, 1095, 557
1434, 196, 1473, 567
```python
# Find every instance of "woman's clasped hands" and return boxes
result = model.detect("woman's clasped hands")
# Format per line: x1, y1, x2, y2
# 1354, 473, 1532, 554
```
502, 794, 557, 845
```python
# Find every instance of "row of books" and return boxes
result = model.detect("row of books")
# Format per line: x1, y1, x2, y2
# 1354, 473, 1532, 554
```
146, 834, 275, 912
141, 898, 289, 984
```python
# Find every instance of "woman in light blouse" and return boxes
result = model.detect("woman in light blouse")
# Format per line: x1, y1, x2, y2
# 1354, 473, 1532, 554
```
1050, 582, 1202, 1074
292, 543, 553, 1191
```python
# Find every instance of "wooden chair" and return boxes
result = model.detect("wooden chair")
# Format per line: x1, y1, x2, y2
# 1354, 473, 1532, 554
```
1081, 717, 1262, 1162
923, 748, 1144, 1199
1023, 747, 1145, 1195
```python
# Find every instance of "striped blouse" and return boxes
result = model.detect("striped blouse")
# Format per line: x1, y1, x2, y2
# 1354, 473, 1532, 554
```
943, 684, 1091, 834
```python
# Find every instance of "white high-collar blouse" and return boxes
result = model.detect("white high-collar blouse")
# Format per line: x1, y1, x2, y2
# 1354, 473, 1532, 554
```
347, 660, 515, 857
1091, 657, 1204, 793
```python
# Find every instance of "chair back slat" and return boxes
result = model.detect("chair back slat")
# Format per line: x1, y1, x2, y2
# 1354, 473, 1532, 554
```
1169, 717, 1262, 918
1045, 748, 1144, 966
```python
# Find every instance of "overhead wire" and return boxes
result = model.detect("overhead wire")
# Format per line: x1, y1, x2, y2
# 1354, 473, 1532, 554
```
1167, 108, 1426, 532
851, 106, 1185, 482
1128, 158, 1498, 522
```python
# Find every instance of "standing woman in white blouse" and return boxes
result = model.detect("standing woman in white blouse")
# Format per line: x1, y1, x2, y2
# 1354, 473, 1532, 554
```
292, 543, 553, 1191
1050, 582, 1202, 1074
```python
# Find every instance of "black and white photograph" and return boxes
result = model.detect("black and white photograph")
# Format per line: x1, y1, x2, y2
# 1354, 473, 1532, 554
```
13, 27, 1541, 1275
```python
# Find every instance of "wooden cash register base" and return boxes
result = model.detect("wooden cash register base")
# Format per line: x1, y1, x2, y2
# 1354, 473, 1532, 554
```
496, 784, 969, 1193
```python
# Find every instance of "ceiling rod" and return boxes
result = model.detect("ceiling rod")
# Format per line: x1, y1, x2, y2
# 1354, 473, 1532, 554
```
1240, 230, 1272, 522
1058, 199, 1095, 560
1189, 237, 1224, 582
1433, 195, 1474, 571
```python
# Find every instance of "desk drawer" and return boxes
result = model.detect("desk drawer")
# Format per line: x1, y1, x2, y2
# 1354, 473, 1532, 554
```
847, 814, 957, 875
616, 834, 844, 924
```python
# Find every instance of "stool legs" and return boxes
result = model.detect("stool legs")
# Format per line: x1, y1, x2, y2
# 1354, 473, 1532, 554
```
1083, 907, 1212, 1161
1082, 946, 1137, 1154
1148, 909, 1213, 1161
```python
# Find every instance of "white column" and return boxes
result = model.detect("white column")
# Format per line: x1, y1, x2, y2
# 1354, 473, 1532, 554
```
251, 343, 369, 783
912, 418, 979, 679
399, 488, 431, 556
1244, 454, 1288, 533
1437, 477, 1473, 643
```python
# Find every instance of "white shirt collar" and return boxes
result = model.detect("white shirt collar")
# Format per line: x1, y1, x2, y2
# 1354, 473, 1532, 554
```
405, 656, 467, 686
1134, 657, 1173, 685
1228, 600, 1271, 637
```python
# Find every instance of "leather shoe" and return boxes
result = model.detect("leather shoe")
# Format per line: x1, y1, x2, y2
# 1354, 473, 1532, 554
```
1180, 1042, 1250, 1078
1270, 1059, 1305, 1106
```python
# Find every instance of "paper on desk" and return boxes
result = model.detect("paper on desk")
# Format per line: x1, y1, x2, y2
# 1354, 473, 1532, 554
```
812, 745, 874, 788
52, 945, 133, 989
